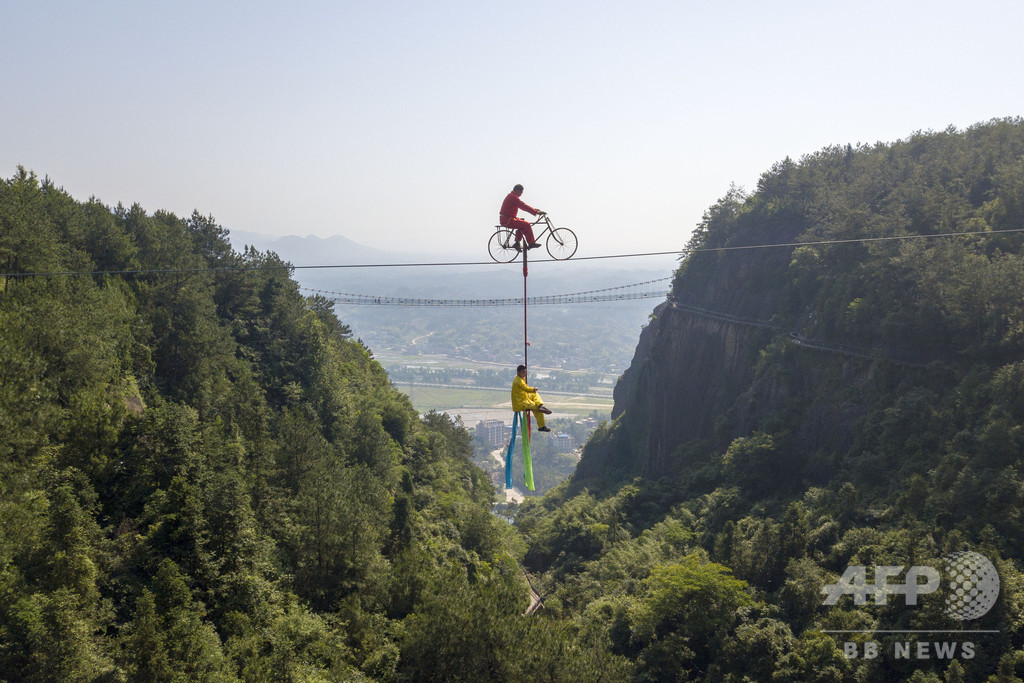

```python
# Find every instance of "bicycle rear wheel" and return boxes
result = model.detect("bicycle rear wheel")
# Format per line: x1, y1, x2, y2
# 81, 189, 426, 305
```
488, 229, 519, 263
546, 227, 578, 260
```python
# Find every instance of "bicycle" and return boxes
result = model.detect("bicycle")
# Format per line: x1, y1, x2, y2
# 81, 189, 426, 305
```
487, 213, 578, 263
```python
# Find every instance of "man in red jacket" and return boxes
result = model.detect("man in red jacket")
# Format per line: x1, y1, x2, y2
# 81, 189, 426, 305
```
499, 184, 544, 249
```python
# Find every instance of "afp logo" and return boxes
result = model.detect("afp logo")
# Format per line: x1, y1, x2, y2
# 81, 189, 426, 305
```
822, 551, 1000, 620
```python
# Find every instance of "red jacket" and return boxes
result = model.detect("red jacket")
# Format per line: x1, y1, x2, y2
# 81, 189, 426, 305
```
499, 192, 538, 225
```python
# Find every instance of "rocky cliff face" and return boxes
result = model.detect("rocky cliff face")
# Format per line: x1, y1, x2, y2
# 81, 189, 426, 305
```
599, 236, 786, 472
579, 230, 871, 483
601, 294, 872, 482
609, 300, 769, 470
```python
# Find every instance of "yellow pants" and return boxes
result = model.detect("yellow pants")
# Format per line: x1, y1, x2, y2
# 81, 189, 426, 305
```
523, 407, 546, 429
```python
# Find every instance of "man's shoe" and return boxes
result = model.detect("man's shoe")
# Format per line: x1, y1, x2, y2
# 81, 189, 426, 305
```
527, 242, 542, 249
538, 426, 551, 432
538, 406, 552, 414
514, 242, 522, 251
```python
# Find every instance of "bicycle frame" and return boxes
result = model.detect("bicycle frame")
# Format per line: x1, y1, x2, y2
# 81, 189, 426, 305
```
527, 213, 556, 242
488, 213, 577, 262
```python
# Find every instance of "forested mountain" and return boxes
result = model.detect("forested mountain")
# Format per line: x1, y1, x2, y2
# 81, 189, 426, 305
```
517, 119, 1024, 681
0, 170, 624, 680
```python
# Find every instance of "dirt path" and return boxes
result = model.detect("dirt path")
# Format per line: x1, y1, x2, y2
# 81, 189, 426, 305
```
524, 573, 543, 615
490, 448, 524, 503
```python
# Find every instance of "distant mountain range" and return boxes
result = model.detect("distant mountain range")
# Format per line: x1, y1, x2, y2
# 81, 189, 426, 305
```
226, 230, 428, 265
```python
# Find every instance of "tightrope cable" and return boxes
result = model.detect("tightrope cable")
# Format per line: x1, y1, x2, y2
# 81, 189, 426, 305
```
3, 227, 1023, 279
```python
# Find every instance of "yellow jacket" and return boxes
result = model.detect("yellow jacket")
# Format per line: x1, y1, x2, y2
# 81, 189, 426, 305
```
511, 374, 543, 412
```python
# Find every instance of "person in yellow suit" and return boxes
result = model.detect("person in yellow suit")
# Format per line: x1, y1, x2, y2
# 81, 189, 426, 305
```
511, 364, 552, 431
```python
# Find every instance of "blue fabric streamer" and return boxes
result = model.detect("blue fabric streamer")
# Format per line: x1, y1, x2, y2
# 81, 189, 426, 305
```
505, 411, 519, 489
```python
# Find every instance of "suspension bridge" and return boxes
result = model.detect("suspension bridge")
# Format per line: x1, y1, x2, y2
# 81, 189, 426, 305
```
302, 277, 672, 307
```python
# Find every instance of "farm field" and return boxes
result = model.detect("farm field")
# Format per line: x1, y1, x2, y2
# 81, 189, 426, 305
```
390, 382, 613, 422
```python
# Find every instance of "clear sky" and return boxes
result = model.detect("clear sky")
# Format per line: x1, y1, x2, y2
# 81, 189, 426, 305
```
3, 1, 1023, 257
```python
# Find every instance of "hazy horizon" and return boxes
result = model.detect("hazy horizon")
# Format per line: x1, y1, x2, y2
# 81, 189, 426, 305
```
5, 2, 1023, 257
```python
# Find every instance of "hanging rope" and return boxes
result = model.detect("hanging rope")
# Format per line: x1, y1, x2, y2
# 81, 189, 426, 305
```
521, 248, 532, 480
523, 247, 529, 372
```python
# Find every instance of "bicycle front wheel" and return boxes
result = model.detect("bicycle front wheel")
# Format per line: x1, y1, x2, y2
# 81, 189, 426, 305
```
488, 229, 519, 263
546, 227, 578, 260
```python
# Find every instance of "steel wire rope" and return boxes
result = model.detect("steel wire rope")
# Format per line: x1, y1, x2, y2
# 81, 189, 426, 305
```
4, 227, 1024, 279
665, 302, 929, 367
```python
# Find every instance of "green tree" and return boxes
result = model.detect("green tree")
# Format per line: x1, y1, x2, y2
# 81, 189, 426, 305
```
628, 554, 753, 677
146, 559, 238, 681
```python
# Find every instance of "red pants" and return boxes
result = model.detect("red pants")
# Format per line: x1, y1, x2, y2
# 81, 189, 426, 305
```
502, 218, 536, 245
